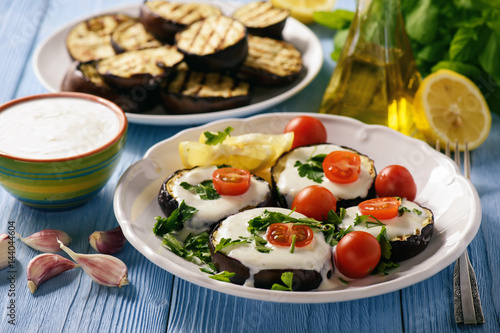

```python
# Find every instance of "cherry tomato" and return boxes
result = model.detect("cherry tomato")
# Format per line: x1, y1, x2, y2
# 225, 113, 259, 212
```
358, 197, 401, 220
284, 116, 327, 149
375, 165, 417, 201
322, 150, 361, 184
334, 231, 382, 279
266, 223, 314, 247
212, 167, 251, 196
291, 185, 337, 221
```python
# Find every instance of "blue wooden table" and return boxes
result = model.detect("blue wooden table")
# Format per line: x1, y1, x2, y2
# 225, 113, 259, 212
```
0, 0, 499, 332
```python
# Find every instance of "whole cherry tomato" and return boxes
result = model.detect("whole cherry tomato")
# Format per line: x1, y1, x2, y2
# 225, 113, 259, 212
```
334, 231, 381, 279
322, 150, 361, 184
358, 197, 401, 220
267, 223, 314, 247
212, 167, 251, 196
284, 116, 327, 149
375, 165, 417, 201
291, 185, 337, 221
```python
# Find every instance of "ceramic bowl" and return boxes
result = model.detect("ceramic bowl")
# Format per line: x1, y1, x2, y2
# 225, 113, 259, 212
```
0, 92, 127, 210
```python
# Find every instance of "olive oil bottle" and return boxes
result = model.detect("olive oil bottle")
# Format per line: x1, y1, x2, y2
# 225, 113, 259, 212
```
319, 0, 421, 137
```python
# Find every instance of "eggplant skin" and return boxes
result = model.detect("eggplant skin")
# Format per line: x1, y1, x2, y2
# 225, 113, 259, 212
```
61, 60, 159, 113
389, 208, 434, 262
232, 1, 289, 40
209, 224, 323, 291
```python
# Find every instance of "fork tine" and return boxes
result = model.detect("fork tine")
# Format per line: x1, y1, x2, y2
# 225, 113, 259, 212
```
454, 140, 461, 169
464, 141, 471, 180
435, 139, 440, 151
446, 140, 450, 158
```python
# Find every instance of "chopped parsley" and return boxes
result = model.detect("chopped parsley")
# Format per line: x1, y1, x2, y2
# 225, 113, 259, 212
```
162, 231, 211, 264
371, 226, 399, 275
209, 271, 235, 283
203, 126, 233, 145
294, 153, 327, 183
153, 201, 197, 236
180, 180, 220, 200
271, 272, 294, 291
214, 237, 251, 253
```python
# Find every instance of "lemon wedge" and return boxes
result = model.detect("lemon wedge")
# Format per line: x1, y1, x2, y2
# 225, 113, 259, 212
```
413, 69, 491, 151
271, 0, 337, 24
179, 132, 294, 172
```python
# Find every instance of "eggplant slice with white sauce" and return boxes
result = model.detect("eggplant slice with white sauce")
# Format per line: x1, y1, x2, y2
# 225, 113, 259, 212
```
232, 1, 289, 40
237, 35, 303, 86
175, 15, 248, 72
209, 207, 333, 290
140, 0, 222, 43
271, 144, 377, 211
110, 19, 163, 54
158, 166, 275, 231
66, 13, 133, 62
160, 62, 251, 114
96, 45, 184, 90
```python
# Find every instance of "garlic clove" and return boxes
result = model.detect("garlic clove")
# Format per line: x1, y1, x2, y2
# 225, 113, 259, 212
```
0, 233, 11, 270
89, 226, 126, 254
26, 253, 79, 293
18, 229, 71, 253
57, 240, 129, 287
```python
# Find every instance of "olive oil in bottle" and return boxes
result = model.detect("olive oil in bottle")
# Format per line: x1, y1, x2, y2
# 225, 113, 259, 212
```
319, 0, 421, 137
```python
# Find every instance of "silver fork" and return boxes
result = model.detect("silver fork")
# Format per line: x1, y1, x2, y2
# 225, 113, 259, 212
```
438, 140, 485, 324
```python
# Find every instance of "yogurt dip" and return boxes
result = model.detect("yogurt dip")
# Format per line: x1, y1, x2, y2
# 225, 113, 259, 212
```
0, 97, 121, 160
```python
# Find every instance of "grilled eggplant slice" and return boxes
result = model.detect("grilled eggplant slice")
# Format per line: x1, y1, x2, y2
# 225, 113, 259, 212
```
140, 0, 222, 43
232, 1, 289, 40
209, 207, 333, 290
158, 166, 275, 231
96, 45, 184, 90
175, 16, 248, 72
66, 13, 132, 62
338, 199, 434, 262
271, 144, 377, 211
110, 19, 163, 53
160, 63, 251, 114
237, 35, 303, 86
61, 60, 158, 113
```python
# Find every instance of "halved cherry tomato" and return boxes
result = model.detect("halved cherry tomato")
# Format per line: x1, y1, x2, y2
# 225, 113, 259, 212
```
291, 185, 337, 221
358, 197, 401, 220
322, 150, 361, 184
334, 231, 381, 279
375, 165, 417, 201
284, 116, 327, 149
212, 167, 251, 196
266, 223, 314, 247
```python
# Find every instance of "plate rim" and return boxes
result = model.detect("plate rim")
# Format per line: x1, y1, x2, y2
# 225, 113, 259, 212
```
113, 112, 482, 303
32, 1, 324, 126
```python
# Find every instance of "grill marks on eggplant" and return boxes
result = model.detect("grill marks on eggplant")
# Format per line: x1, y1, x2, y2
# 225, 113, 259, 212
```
146, 1, 221, 26
239, 35, 303, 85
232, 1, 289, 39
111, 19, 162, 53
66, 14, 132, 62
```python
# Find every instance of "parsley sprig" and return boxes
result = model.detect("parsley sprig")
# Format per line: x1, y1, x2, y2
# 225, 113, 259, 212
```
203, 126, 233, 145
271, 272, 294, 291
153, 201, 197, 236
180, 180, 220, 200
294, 154, 327, 183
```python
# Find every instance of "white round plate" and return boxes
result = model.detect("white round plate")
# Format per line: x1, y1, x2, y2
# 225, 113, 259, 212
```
113, 113, 481, 303
32, 1, 323, 126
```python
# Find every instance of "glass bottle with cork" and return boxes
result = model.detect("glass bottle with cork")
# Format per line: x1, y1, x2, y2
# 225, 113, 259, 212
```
319, 0, 421, 137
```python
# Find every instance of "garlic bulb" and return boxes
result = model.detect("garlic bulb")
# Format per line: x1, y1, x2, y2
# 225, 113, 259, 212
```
26, 253, 79, 293
0, 233, 11, 270
57, 240, 129, 287
18, 229, 71, 253
89, 226, 126, 254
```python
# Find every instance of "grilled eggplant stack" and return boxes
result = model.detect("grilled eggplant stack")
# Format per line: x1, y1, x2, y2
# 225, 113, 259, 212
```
61, 60, 158, 113
338, 199, 434, 261
209, 207, 333, 290
140, 0, 222, 43
175, 16, 248, 72
158, 166, 275, 231
66, 13, 132, 62
96, 45, 184, 90
160, 63, 251, 114
271, 144, 377, 211
232, 1, 289, 40
237, 35, 303, 86
110, 19, 163, 53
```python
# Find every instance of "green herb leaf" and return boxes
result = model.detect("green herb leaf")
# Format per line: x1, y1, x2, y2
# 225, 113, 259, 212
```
339, 277, 349, 285
313, 10, 354, 30
398, 206, 412, 216
372, 226, 399, 275
153, 201, 197, 236
180, 180, 220, 200
209, 271, 235, 283
214, 237, 250, 253
199, 262, 217, 274
412, 208, 422, 215
290, 235, 297, 253
325, 208, 346, 225
162, 231, 211, 264
294, 154, 327, 183
271, 272, 294, 291
203, 127, 233, 145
